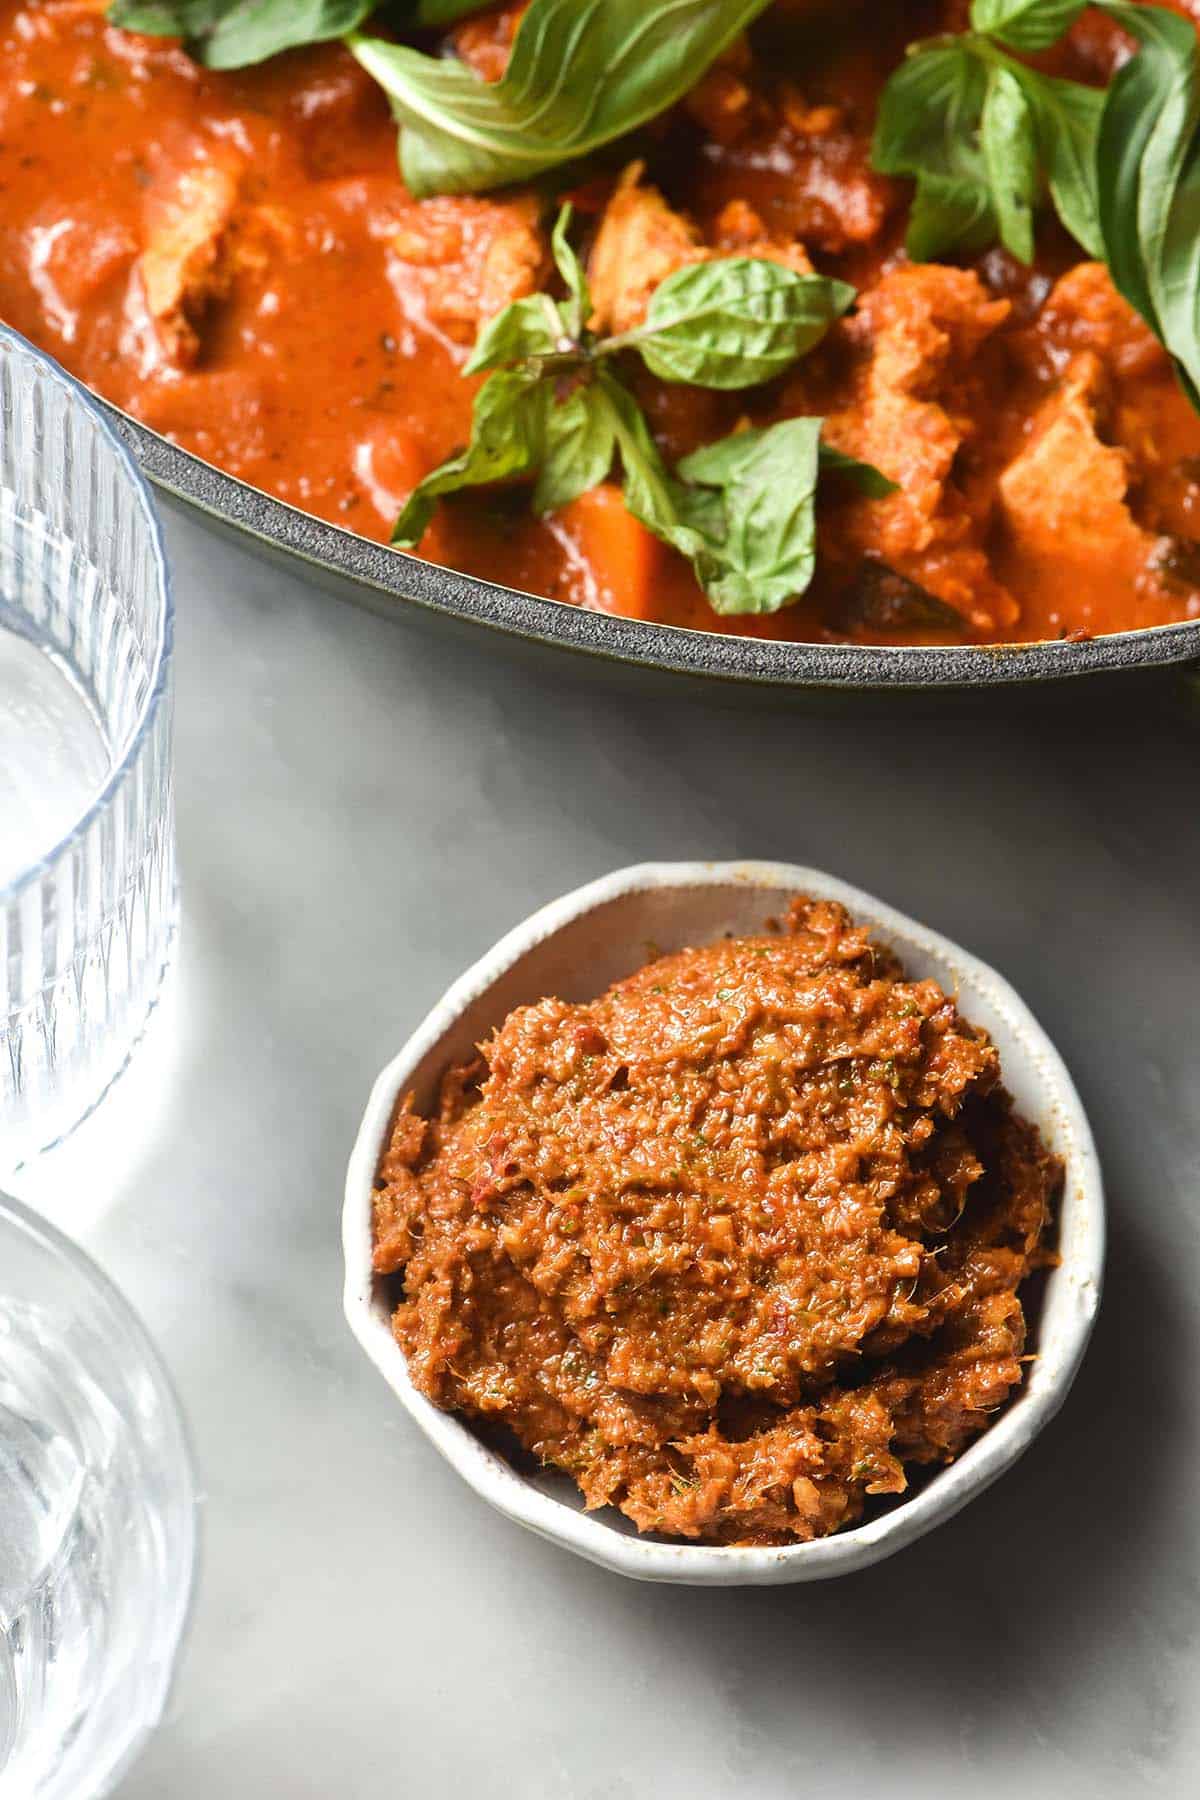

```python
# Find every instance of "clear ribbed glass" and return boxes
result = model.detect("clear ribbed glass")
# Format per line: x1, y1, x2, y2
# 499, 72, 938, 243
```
0, 1190, 196, 1798
0, 327, 175, 1172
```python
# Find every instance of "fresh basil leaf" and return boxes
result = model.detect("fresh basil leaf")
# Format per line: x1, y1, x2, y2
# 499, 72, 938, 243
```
1017, 68, 1104, 259
107, 0, 201, 35
611, 261, 855, 390
551, 204, 591, 343
818, 445, 898, 499
392, 369, 548, 545
599, 372, 712, 568
982, 65, 1038, 264
414, 2, 492, 22
108, 0, 374, 69
464, 293, 564, 375
533, 383, 617, 514
873, 42, 989, 189
907, 171, 997, 262
350, 0, 774, 198
1093, 2, 1180, 333
873, 43, 996, 260
970, 0, 1086, 52
1096, 3, 1200, 403
675, 419, 823, 615
1151, 134, 1200, 415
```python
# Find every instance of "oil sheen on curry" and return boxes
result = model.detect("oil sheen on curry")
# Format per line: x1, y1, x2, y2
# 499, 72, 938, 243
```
4, 1, 1200, 644
373, 900, 1060, 1546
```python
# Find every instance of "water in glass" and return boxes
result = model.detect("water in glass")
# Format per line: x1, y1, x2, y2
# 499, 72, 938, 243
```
0, 599, 110, 886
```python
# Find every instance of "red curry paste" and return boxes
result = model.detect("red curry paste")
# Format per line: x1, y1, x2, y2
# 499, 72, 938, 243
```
374, 899, 1060, 1545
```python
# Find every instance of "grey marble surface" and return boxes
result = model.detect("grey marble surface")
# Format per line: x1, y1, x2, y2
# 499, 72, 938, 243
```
15, 508, 1200, 1797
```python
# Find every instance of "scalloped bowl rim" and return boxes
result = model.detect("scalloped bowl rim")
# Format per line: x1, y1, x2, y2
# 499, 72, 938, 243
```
343, 860, 1104, 1584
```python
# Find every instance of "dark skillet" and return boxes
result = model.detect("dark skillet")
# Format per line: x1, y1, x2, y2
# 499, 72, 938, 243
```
102, 401, 1200, 697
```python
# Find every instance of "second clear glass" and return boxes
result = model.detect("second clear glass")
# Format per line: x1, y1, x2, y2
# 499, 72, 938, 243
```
0, 1189, 197, 1798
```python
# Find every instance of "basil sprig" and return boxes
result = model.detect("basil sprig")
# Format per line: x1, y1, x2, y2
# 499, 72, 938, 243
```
105, 1, 480, 68
872, 3, 1103, 264
875, 0, 1200, 411
351, 0, 774, 199
395, 210, 891, 616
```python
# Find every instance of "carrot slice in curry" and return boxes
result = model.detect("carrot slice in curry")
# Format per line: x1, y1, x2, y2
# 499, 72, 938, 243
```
558, 484, 665, 619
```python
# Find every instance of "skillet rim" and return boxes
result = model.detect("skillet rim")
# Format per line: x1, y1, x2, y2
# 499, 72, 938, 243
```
99, 396, 1200, 691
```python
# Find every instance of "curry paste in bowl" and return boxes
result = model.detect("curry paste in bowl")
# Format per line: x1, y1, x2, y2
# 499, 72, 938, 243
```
4, 1, 1200, 649
370, 896, 1061, 1547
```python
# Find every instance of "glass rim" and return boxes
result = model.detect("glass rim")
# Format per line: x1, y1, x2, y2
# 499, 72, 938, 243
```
0, 324, 175, 905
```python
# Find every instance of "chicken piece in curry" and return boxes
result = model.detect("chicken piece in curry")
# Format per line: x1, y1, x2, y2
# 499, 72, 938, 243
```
2, 0, 1200, 645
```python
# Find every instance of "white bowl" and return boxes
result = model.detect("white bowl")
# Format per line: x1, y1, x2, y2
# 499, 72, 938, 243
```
343, 862, 1104, 1585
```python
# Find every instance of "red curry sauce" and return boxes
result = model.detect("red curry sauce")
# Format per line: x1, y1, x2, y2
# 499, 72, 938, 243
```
3, 0, 1200, 645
